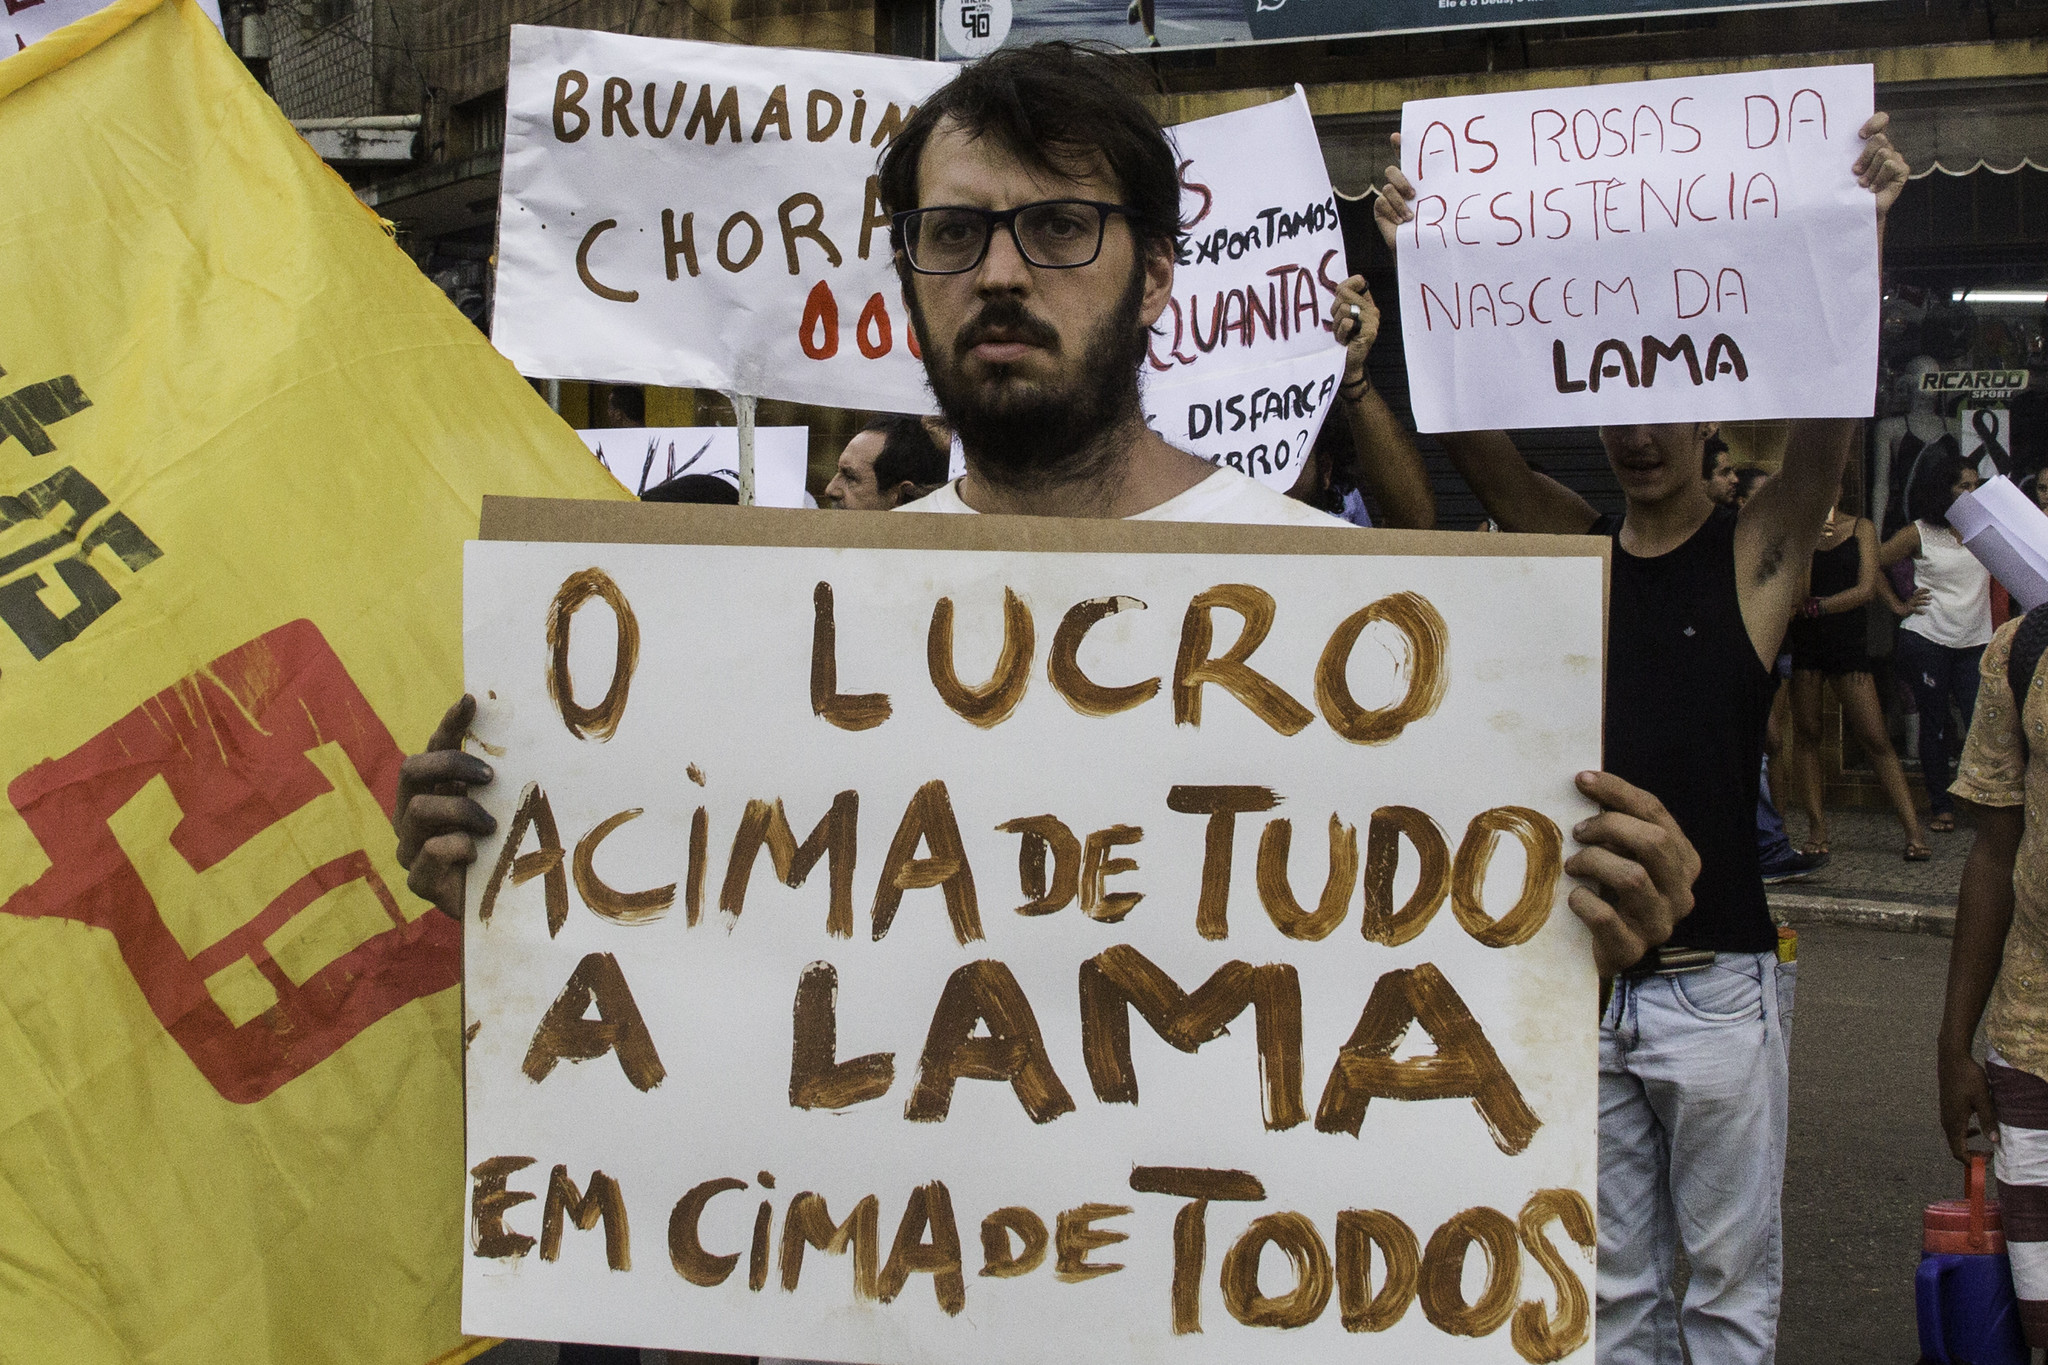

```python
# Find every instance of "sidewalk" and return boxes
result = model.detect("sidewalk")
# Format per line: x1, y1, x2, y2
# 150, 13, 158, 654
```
1765, 806, 1965, 937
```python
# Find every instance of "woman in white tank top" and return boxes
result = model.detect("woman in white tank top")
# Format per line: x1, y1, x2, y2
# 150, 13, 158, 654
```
1879, 440, 1992, 833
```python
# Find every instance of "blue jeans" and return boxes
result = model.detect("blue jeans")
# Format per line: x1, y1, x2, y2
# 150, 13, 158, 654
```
1599, 952, 1795, 1364
1894, 630, 1984, 817
1756, 756, 1795, 866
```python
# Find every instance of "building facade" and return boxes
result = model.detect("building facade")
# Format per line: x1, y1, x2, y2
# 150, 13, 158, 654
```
239, 0, 2045, 513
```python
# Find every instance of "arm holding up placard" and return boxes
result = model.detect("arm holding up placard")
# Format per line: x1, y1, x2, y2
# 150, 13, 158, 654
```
1725, 115, 1907, 667
1329, 276, 1436, 530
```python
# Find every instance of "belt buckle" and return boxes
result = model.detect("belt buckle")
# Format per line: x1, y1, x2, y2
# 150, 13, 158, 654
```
1647, 947, 1717, 976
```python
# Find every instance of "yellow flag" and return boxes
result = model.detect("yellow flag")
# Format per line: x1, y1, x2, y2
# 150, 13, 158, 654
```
0, 2, 626, 1361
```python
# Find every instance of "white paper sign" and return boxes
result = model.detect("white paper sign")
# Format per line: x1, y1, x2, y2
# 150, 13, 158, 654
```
1396, 65, 1879, 432
494, 28, 950, 412
1949, 475, 2048, 611
461, 515, 1603, 1362
1144, 91, 1350, 489
578, 426, 811, 507
5, 0, 218, 51
1146, 348, 1349, 491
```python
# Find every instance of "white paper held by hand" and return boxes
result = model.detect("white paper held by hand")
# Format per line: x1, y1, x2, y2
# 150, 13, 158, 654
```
1396, 66, 1879, 432
1948, 476, 2048, 612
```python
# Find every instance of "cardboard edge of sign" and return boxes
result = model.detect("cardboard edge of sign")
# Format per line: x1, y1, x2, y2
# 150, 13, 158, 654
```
479, 495, 1612, 565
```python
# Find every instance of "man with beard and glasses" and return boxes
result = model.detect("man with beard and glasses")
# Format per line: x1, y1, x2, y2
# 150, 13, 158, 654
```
1377, 117, 1908, 1365
390, 46, 1703, 1361
875, 59, 1342, 526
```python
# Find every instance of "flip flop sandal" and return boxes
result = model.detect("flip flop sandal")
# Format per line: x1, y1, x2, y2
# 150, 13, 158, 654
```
1799, 840, 1830, 856
1905, 843, 1933, 861
1930, 813, 1957, 833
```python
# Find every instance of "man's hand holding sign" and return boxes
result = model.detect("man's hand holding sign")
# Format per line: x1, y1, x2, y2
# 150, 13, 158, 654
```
399, 43, 1709, 1363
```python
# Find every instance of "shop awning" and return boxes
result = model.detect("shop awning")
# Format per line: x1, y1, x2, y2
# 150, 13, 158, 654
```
1881, 86, 2048, 177
1261, 39, 2048, 195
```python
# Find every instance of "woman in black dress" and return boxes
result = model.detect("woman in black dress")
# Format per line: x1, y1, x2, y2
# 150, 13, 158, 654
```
1786, 494, 1931, 859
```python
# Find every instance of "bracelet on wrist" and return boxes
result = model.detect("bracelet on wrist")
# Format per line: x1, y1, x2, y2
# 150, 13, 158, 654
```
1339, 375, 1371, 402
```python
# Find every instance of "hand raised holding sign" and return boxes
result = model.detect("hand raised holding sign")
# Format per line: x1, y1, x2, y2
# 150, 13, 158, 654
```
1321, 275, 1439, 532
1331, 274, 1379, 396
1371, 132, 1415, 255
1853, 111, 1910, 233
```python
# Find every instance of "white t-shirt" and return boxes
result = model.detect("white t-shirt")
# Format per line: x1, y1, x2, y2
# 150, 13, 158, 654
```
1904, 520, 1993, 650
902, 467, 1353, 529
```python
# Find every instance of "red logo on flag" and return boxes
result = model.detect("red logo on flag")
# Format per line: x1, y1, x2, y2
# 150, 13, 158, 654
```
3, 619, 460, 1102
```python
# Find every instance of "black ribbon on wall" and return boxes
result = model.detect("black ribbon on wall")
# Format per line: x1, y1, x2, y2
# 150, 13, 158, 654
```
1974, 407, 2012, 474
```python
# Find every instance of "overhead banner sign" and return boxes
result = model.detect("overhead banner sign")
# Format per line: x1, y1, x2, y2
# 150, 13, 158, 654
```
493, 28, 950, 413
578, 425, 812, 506
938, 0, 1883, 61
1142, 91, 1349, 492
1395, 65, 1878, 432
461, 501, 1604, 1363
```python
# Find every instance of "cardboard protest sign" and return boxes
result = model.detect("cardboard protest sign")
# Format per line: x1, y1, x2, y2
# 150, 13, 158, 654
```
1396, 65, 1878, 432
578, 426, 812, 506
493, 28, 950, 413
461, 500, 1606, 1362
1144, 91, 1350, 490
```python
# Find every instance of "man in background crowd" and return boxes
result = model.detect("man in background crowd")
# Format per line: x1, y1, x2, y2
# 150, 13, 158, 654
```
824, 414, 950, 509
1704, 435, 1739, 508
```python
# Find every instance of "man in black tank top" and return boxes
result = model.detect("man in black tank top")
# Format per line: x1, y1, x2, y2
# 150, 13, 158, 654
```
1374, 116, 1908, 1365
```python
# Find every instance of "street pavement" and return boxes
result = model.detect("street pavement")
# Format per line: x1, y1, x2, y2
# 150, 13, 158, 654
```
1780, 922, 1962, 1362
1774, 805, 1975, 908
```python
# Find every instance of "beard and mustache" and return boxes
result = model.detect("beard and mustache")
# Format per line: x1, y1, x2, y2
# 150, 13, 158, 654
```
905, 265, 1151, 492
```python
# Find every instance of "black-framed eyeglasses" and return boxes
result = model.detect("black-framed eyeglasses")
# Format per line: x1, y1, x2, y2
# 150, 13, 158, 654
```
891, 200, 1136, 275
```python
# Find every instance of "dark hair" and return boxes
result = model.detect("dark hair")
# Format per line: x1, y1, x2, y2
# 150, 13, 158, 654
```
1700, 434, 1730, 481
1906, 436, 1968, 524
602, 384, 645, 426
641, 473, 739, 505
1733, 467, 1769, 503
866, 415, 949, 491
876, 43, 1183, 261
